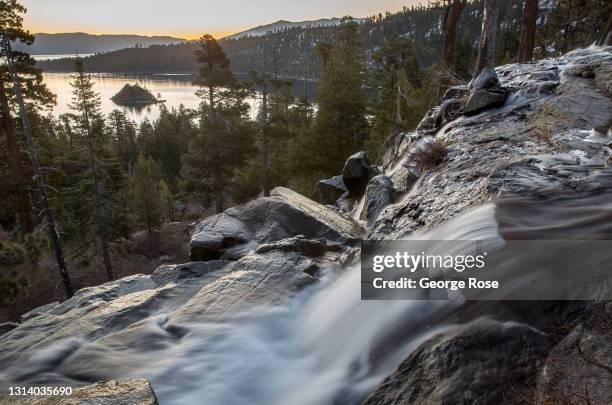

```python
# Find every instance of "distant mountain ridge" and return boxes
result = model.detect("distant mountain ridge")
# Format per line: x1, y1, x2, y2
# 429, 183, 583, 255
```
13, 33, 186, 55
224, 18, 353, 39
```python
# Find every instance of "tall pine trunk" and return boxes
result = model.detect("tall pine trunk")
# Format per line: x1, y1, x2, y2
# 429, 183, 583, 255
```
0, 80, 33, 234
83, 112, 114, 281
442, 0, 467, 70
518, 0, 538, 62
475, 0, 501, 76
1, 36, 74, 298
207, 81, 224, 214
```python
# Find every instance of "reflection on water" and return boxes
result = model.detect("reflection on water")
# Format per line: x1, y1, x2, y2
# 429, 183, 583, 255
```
42, 72, 316, 124
42, 73, 260, 124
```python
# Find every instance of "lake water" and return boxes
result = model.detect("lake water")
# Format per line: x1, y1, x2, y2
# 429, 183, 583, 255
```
42, 72, 261, 124
33, 54, 94, 61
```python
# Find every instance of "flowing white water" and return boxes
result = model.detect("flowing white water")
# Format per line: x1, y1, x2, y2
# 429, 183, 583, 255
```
0, 204, 500, 405
147, 207, 499, 404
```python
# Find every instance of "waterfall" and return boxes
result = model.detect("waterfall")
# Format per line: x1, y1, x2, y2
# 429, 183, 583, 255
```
0, 203, 500, 405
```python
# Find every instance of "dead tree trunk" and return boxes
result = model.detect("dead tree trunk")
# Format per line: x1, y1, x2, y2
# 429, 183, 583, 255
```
442, 0, 468, 69
474, 0, 501, 77
1, 36, 74, 298
0, 79, 33, 234
518, 0, 539, 62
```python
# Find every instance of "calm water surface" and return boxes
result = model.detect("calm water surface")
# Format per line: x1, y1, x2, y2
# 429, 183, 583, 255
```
42, 72, 261, 124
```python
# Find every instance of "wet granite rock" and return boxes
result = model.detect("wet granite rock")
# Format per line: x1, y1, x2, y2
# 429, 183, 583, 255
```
371, 46, 612, 240
362, 319, 550, 405
315, 175, 347, 205
536, 303, 612, 405
150, 261, 233, 285
190, 187, 362, 261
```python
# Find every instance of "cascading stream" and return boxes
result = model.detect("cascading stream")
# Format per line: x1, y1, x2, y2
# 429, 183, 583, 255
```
0, 203, 500, 405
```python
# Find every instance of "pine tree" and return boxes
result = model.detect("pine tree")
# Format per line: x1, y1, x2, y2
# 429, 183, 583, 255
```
0, 0, 55, 235
107, 109, 137, 175
0, 5, 73, 297
68, 58, 115, 280
288, 17, 368, 192
133, 153, 160, 236
366, 36, 431, 161
182, 35, 255, 213
158, 179, 173, 223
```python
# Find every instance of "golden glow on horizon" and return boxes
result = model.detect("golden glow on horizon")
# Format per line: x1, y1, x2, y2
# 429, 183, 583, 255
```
25, 25, 243, 40
20, 0, 419, 40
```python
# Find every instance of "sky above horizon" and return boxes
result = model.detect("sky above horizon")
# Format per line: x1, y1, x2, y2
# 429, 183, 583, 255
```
20, 0, 423, 39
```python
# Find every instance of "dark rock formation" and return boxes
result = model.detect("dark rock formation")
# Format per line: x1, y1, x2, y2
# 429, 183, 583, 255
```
463, 68, 510, 115
463, 87, 509, 115
190, 186, 362, 261
363, 318, 550, 405
342, 151, 373, 197
315, 175, 347, 205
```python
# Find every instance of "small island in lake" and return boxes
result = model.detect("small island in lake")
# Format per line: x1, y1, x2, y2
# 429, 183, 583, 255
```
111, 83, 165, 106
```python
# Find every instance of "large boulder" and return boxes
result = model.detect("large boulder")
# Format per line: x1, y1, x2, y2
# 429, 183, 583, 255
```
463, 68, 510, 116
0, 379, 159, 404
172, 249, 322, 322
364, 175, 395, 226
463, 88, 509, 115
342, 151, 373, 197
190, 187, 362, 261
0, 271, 215, 368
363, 318, 550, 405
315, 175, 347, 205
